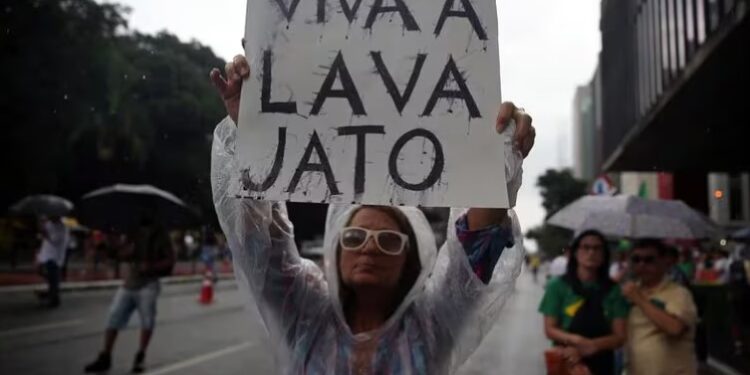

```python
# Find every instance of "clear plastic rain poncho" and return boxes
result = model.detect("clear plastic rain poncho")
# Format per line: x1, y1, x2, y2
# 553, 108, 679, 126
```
212, 117, 525, 374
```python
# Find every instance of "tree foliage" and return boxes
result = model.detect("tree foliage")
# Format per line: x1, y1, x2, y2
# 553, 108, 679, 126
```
1, 0, 225, 223
526, 169, 588, 259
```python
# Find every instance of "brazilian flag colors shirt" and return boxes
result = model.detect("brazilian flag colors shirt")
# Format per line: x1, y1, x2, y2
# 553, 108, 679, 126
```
538, 276, 630, 331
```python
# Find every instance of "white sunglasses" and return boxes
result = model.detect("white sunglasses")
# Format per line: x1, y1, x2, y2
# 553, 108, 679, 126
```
339, 227, 408, 256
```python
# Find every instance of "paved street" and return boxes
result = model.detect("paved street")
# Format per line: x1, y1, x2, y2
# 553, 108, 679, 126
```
459, 268, 547, 375
0, 268, 547, 374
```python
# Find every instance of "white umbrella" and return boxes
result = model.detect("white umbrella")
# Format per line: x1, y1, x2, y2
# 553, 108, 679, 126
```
547, 195, 716, 239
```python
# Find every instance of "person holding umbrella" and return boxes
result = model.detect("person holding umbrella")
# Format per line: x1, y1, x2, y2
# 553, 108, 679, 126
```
10, 194, 74, 307
621, 239, 698, 375
36, 215, 70, 308
84, 211, 175, 374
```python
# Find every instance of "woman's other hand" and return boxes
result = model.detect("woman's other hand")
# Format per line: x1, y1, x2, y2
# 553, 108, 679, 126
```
574, 338, 598, 357
210, 55, 251, 124
561, 346, 581, 365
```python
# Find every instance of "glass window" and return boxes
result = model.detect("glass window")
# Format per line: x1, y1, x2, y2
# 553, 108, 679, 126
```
676, 0, 686, 70
730, 173, 744, 221
653, 0, 664, 97
667, 0, 679, 77
707, 0, 720, 33
724, 0, 736, 14
637, 10, 646, 115
645, 0, 656, 106
685, 0, 696, 58
696, 0, 707, 44
661, 0, 672, 86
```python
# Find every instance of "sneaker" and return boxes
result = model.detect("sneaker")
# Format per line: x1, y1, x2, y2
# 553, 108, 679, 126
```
131, 351, 145, 374
84, 352, 111, 373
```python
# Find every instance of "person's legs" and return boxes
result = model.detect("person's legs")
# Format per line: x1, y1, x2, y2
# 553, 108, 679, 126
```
136, 282, 160, 352
35, 263, 48, 302
45, 261, 60, 307
132, 329, 153, 373
138, 329, 154, 353
84, 288, 135, 373
103, 329, 119, 354
132, 282, 160, 373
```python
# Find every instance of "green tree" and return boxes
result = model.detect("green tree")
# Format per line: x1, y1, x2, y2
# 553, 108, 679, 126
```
526, 169, 588, 259
1, 0, 225, 224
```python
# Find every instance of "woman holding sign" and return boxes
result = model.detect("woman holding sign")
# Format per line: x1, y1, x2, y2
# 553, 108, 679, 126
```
209, 56, 535, 374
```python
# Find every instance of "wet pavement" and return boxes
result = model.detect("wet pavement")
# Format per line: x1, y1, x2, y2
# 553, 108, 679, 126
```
0, 269, 549, 374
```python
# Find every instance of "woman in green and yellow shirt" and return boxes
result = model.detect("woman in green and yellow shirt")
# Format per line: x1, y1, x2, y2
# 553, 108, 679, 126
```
539, 230, 629, 375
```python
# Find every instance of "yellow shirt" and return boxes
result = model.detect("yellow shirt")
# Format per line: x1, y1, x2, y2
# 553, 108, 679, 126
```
626, 279, 698, 375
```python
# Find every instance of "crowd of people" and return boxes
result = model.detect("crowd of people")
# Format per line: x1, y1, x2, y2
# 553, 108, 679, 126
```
540, 231, 750, 375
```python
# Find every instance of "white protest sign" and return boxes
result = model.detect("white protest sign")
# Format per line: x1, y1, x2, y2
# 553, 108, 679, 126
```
238, 0, 508, 207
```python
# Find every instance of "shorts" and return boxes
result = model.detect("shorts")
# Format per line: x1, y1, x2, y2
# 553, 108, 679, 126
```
106, 281, 160, 330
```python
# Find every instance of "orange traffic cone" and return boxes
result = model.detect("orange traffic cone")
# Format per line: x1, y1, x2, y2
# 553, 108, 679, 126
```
198, 272, 214, 305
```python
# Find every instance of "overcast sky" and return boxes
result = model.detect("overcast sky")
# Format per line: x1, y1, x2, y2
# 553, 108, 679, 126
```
101, 0, 602, 252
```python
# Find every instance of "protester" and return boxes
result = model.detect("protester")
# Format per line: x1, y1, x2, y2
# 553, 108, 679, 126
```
665, 246, 691, 287
714, 250, 732, 284
84, 214, 175, 374
530, 254, 542, 283
729, 244, 750, 356
677, 247, 696, 282
549, 247, 571, 278
208, 55, 535, 374
200, 229, 219, 280
622, 239, 698, 375
538, 230, 628, 375
36, 215, 70, 308
608, 249, 628, 283
696, 249, 729, 285
730, 245, 750, 287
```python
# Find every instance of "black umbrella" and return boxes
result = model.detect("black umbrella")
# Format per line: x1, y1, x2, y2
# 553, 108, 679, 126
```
79, 184, 199, 232
10, 195, 74, 217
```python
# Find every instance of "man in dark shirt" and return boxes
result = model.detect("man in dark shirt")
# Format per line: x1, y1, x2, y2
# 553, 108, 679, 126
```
84, 216, 175, 374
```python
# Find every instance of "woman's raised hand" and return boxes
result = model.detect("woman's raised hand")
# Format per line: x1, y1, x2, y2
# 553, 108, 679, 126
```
210, 55, 251, 124
496, 102, 536, 158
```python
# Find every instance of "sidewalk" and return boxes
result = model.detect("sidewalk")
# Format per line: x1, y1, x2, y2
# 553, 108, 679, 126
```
0, 261, 234, 293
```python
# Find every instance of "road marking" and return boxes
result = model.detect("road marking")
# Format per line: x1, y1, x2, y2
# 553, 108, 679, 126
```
707, 357, 745, 375
0, 319, 83, 338
145, 341, 251, 375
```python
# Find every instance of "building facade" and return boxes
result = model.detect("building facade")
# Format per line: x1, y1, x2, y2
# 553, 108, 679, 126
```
596, 0, 749, 226
572, 84, 596, 181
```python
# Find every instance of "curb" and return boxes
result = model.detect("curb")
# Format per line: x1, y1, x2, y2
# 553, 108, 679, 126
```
0, 273, 235, 294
